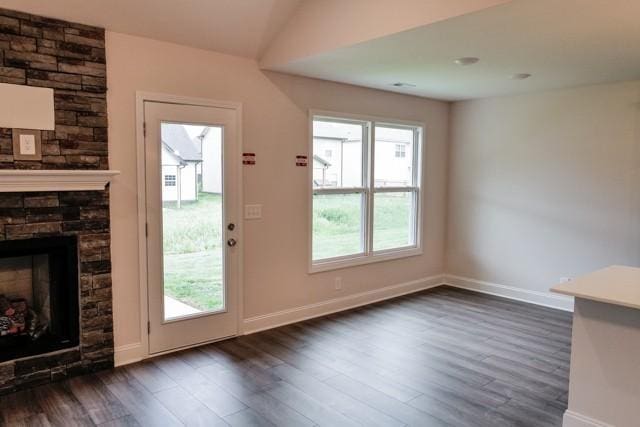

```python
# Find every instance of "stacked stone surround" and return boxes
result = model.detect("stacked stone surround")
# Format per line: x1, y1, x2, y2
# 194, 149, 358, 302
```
0, 8, 113, 394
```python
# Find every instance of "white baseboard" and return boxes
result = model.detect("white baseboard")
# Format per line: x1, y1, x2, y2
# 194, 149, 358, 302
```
114, 342, 144, 367
444, 274, 574, 312
563, 410, 612, 427
242, 274, 446, 334
115, 272, 572, 365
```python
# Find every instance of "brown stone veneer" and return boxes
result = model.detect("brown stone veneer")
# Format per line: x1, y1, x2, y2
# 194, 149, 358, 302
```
0, 8, 112, 394
0, 7, 107, 170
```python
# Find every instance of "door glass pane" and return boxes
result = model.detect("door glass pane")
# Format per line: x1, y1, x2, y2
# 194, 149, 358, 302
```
161, 123, 224, 320
374, 126, 415, 187
373, 192, 416, 251
313, 120, 364, 189
313, 193, 364, 260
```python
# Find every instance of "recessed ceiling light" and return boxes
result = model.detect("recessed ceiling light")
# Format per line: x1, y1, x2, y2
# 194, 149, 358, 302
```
510, 73, 532, 80
391, 82, 416, 88
454, 57, 479, 66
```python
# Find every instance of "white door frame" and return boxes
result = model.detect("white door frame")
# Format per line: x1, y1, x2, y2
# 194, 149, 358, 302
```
135, 91, 244, 360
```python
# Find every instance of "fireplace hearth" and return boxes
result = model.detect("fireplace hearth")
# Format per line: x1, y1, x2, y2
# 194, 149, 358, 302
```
0, 237, 79, 363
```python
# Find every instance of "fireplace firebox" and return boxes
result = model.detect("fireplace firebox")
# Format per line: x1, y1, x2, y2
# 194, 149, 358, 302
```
0, 236, 79, 363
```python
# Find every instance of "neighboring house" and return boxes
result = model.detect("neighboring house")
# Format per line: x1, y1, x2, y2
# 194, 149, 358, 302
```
373, 136, 413, 186
312, 154, 331, 187
199, 126, 223, 194
313, 124, 413, 188
161, 124, 202, 206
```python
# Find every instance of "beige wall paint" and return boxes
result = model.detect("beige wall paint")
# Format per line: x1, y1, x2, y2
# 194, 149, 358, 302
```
447, 80, 640, 295
566, 298, 640, 425
260, 0, 510, 69
107, 32, 449, 349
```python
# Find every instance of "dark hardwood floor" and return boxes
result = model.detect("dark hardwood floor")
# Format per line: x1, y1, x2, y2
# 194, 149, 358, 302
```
0, 286, 572, 427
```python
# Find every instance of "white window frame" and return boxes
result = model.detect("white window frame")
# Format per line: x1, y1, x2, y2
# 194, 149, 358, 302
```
395, 143, 406, 158
309, 110, 424, 273
164, 174, 177, 187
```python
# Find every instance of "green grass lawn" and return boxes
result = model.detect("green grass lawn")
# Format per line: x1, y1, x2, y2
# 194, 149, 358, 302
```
162, 191, 413, 312
313, 192, 414, 260
163, 193, 224, 312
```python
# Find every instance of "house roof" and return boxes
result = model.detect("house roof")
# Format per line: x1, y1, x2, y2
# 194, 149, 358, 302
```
161, 124, 202, 162
313, 154, 331, 167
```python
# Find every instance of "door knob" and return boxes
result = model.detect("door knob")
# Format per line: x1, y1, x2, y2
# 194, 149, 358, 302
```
227, 238, 237, 247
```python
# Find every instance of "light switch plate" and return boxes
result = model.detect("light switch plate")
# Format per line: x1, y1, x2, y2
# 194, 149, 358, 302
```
244, 204, 262, 220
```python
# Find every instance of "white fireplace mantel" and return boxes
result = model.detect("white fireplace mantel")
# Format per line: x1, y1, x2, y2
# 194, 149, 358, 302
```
0, 169, 120, 192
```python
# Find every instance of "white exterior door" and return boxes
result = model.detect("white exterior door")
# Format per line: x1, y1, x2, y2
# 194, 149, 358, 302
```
144, 100, 240, 354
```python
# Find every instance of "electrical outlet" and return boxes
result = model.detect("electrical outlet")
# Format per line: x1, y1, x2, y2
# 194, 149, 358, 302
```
334, 277, 342, 291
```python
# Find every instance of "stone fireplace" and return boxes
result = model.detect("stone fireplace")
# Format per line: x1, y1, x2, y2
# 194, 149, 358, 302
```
0, 8, 114, 394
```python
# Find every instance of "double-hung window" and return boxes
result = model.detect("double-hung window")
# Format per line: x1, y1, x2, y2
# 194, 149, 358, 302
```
311, 113, 422, 272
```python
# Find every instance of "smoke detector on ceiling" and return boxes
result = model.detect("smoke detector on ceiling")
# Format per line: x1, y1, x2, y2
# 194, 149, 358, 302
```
391, 82, 416, 88
454, 57, 480, 66
510, 73, 532, 80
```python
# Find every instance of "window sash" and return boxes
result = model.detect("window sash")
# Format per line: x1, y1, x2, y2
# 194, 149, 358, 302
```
311, 114, 422, 267
312, 117, 369, 190
371, 188, 419, 252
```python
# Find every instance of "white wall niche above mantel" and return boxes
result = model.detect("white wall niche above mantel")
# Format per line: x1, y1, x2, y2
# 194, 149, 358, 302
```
0, 170, 120, 192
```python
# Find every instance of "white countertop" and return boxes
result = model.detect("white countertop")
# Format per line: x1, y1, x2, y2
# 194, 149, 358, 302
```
551, 265, 640, 310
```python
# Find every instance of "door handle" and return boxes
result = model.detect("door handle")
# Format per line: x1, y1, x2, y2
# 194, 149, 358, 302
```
227, 238, 237, 247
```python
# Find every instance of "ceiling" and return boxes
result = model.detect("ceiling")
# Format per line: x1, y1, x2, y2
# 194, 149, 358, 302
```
0, 0, 301, 58
265, 0, 640, 100
1, 0, 639, 100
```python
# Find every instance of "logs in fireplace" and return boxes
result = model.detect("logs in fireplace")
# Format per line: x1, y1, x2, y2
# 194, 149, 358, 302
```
0, 295, 48, 339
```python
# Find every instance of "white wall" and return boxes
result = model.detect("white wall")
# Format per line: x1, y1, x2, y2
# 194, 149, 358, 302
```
446, 80, 640, 300
180, 163, 198, 201
107, 32, 449, 353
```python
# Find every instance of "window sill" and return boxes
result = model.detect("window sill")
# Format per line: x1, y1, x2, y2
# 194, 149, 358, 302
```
309, 246, 422, 274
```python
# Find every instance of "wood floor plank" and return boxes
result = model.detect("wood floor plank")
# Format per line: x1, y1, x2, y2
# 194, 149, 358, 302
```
95, 367, 134, 386
265, 382, 360, 427
105, 379, 182, 427
97, 415, 141, 427
270, 363, 405, 427
240, 333, 339, 381
67, 375, 130, 426
224, 409, 275, 427
154, 385, 229, 426
0, 389, 45, 425
324, 374, 448, 427
4, 413, 52, 427
233, 390, 316, 427
124, 361, 178, 393
215, 339, 284, 370
151, 353, 210, 387
0, 288, 570, 427
178, 348, 222, 369
198, 361, 282, 398
279, 334, 423, 402
32, 384, 94, 427
188, 380, 248, 417
407, 393, 514, 427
